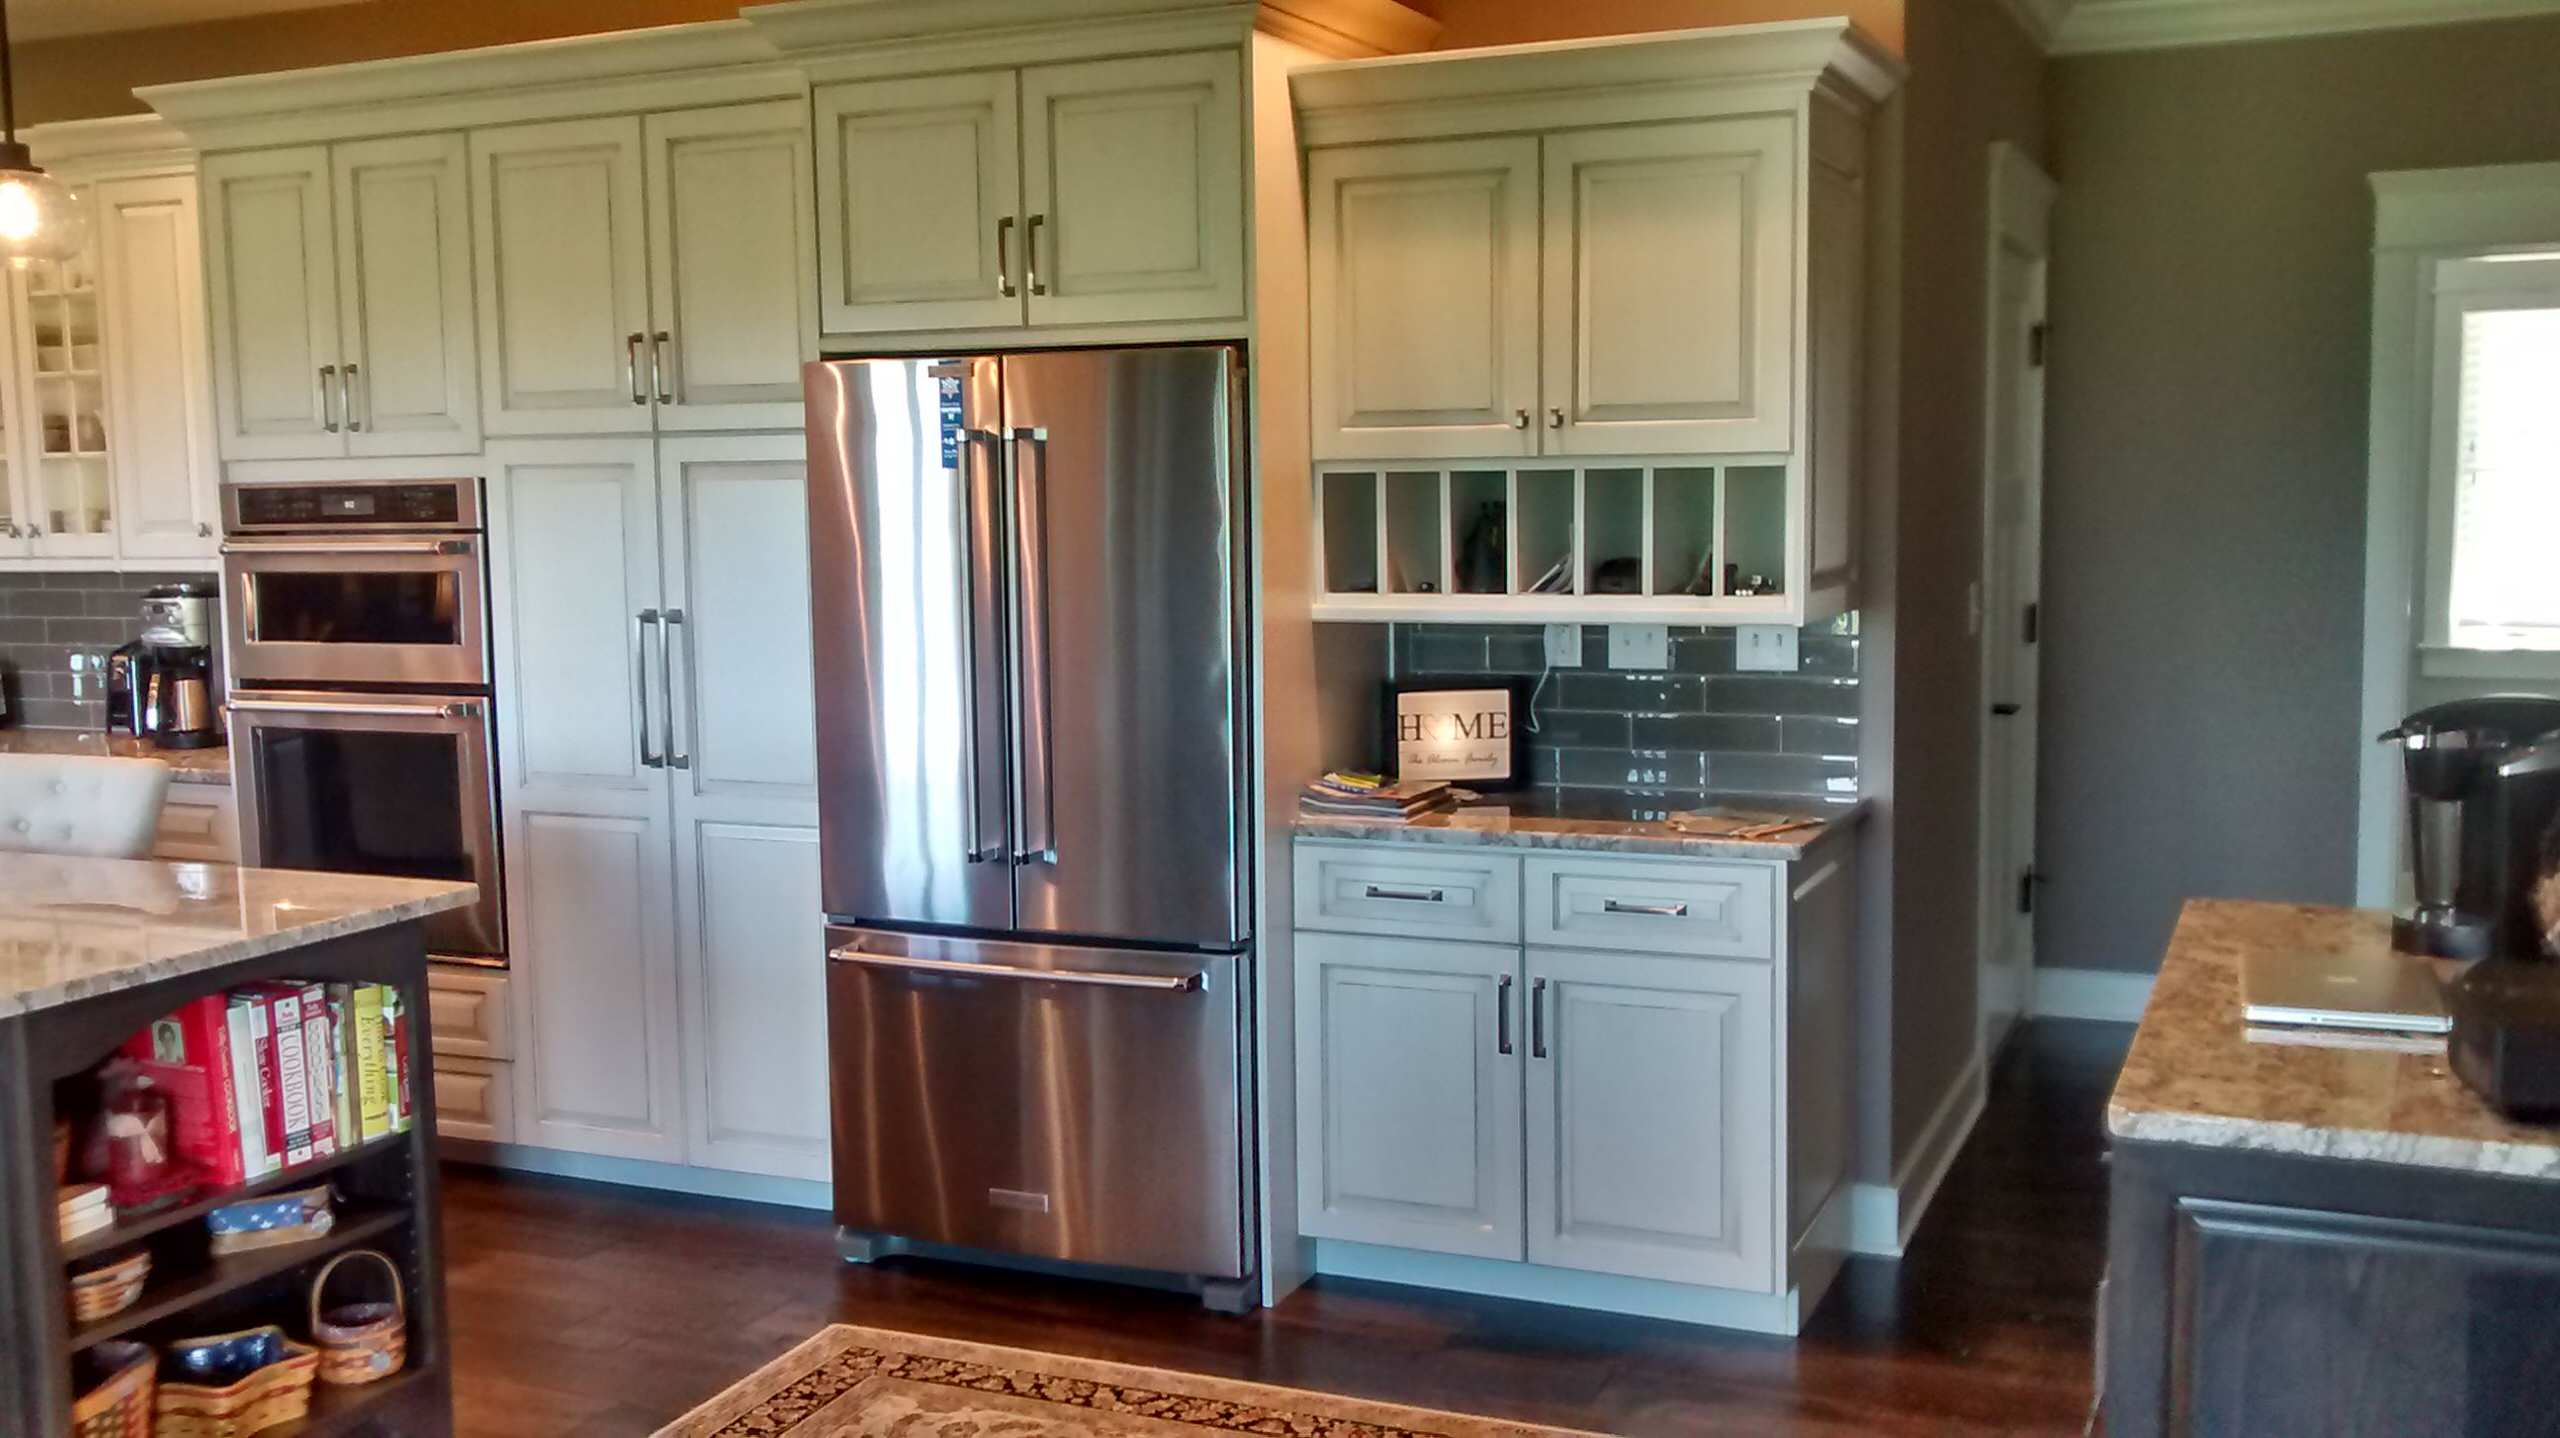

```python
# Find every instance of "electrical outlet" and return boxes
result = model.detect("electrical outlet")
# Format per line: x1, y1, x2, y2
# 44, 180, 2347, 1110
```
1736, 624, 1800, 673
1607, 624, 1670, 671
1543, 623, 1583, 668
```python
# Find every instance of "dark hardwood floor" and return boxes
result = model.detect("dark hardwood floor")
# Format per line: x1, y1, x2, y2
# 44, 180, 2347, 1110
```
442, 1018, 2129, 1436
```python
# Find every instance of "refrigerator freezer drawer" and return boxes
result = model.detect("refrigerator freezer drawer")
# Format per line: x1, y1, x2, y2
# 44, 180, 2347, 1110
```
826, 928, 1249, 1280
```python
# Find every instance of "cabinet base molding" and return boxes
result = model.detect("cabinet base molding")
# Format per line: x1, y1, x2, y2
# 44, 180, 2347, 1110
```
1846, 1054, 1988, 1259
1311, 1235, 1836, 1335
440, 1141, 833, 1211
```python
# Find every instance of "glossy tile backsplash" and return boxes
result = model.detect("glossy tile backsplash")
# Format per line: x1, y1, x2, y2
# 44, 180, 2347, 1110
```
0, 571, 204, 729
1392, 621, 1860, 814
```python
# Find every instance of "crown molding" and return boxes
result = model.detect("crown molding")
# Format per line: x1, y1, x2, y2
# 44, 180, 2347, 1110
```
1991, 0, 2076, 49
742, 0, 1435, 60
2054, 0, 2560, 55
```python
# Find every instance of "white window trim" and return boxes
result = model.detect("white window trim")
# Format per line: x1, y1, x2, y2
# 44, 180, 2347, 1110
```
2358, 163, 2560, 906
2418, 253, 2560, 675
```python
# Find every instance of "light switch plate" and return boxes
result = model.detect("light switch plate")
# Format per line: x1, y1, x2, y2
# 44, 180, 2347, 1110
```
1607, 624, 1670, 671
1736, 624, 1800, 673
1543, 623, 1583, 668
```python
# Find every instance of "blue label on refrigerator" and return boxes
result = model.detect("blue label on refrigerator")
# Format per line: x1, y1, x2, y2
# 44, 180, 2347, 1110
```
938, 376, 963, 469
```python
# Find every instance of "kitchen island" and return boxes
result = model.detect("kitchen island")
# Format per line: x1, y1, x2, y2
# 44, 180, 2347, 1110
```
0, 854, 474, 1437
2105, 899, 2560, 1437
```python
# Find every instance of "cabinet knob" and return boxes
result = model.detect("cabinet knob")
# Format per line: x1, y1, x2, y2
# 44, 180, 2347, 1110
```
1510, 409, 1529, 430
1547, 407, 1565, 429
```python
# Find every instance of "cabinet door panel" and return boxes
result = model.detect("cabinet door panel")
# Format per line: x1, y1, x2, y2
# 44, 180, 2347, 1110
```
486, 439, 662, 797
509, 805, 683, 1161
678, 821, 828, 1179
1308, 138, 1539, 460
200, 147, 341, 459
1542, 118, 1796, 455
98, 174, 219, 559
471, 117, 652, 435
643, 101, 818, 430
334, 133, 479, 456
813, 73, 1022, 336
1020, 52, 1243, 327
1526, 947, 1774, 1290
1295, 932, 1523, 1259
658, 436, 816, 802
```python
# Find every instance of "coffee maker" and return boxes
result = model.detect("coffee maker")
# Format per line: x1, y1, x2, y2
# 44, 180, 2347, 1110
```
2380, 696, 2560, 961
109, 582, 220, 751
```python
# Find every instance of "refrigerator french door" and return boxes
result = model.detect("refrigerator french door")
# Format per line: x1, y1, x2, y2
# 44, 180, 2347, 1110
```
805, 347, 1254, 1297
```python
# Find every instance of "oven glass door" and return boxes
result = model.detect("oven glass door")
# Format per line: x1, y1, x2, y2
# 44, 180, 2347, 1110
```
222, 537, 488, 688
231, 691, 505, 960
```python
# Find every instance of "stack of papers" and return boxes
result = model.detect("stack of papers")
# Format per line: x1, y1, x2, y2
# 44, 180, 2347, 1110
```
1300, 772, 1458, 821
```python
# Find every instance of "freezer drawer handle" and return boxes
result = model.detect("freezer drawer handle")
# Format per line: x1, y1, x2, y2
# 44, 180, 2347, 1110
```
1362, 883, 1446, 904
1602, 898, 1690, 918
828, 945, 1202, 993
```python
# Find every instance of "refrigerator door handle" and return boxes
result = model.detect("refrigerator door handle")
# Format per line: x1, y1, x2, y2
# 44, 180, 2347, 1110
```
1009, 424, 1057, 868
960, 426, 1008, 864
828, 944, 1201, 993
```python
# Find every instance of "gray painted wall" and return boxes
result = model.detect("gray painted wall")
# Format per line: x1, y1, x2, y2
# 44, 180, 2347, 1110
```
2041, 14, 2560, 974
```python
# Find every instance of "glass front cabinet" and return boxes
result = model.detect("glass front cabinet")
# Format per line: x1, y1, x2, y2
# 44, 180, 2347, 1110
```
0, 131, 221, 568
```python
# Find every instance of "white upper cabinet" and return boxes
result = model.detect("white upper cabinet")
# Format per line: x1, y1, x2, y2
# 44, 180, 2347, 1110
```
814, 72, 1021, 336
332, 134, 480, 455
1020, 52, 1244, 328
97, 174, 220, 559
643, 101, 820, 431
201, 148, 342, 460
813, 48, 1246, 341
203, 138, 477, 461
1307, 137, 1539, 461
1541, 118, 1795, 457
471, 117, 653, 436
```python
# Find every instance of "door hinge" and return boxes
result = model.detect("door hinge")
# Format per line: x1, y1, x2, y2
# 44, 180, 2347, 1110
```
2023, 601, 2040, 645
2029, 322, 2050, 368
2018, 869, 2038, 916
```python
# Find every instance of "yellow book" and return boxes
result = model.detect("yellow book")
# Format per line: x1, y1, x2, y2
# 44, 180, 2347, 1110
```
355, 984, 391, 1141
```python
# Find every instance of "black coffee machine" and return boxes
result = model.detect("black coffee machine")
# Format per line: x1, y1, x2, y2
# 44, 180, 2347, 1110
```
105, 582, 220, 751
2383, 697, 2560, 1118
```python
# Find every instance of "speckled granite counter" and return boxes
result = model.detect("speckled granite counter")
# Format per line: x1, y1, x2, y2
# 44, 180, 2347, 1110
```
0, 854, 475, 1018
2108, 898, 2560, 1180
0, 729, 230, 786
1294, 796, 1861, 861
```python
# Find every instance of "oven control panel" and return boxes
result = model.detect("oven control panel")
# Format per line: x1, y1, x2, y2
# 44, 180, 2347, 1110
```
225, 478, 479, 533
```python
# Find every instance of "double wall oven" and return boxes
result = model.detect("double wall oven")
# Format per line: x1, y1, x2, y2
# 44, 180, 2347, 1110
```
221, 477, 505, 963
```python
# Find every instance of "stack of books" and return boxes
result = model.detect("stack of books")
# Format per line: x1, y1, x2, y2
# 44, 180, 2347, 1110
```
58, 1182, 111, 1243
1299, 772, 1457, 822
116, 981, 418, 1200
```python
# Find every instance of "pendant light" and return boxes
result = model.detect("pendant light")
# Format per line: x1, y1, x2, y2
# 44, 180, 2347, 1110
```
0, 0, 84, 267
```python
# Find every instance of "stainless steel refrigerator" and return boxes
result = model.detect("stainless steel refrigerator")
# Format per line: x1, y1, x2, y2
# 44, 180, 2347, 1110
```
804, 347, 1254, 1308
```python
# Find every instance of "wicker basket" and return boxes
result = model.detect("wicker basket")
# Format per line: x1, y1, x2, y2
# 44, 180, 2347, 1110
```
309, 1249, 407, 1386
68, 1249, 152, 1325
72, 1341, 153, 1438
153, 1330, 318, 1438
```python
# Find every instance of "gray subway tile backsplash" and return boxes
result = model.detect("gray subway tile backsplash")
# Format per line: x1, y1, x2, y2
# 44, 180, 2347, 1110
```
1394, 619, 1860, 808
0, 570, 205, 729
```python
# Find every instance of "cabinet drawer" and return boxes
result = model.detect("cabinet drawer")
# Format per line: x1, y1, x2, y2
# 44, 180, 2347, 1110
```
433, 1057, 514, 1144
426, 964, 513, 1060
1524, 856, 1775, 960
1294, 842, 1520, 943
152, 789, 238, 864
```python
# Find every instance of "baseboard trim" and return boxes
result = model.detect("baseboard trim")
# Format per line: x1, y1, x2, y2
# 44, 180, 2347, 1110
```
2032, 967, 2155, 1023
446, 1140, 832, 1211
1846, 1053, 1989, 1258
1311, 1240, 1810, 1335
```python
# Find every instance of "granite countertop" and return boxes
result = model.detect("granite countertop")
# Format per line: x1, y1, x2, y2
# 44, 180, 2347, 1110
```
0, 854, 476, 1019
2108, 898, 2560, 1180
1294, 794, 1863, 861
0, 729, 231, 786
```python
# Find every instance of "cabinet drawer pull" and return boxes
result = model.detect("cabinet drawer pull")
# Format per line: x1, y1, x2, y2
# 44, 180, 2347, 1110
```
1603, 898, 1689, 918
626, 333, 647, 405
1363, 883, 1445, 904
1530, 976, 1548, 1059
996, 216, 1018, 298
1026, 213, 1048, 296
651, 331, 674, 405
1496, 973, 1513, 1056
318, 365, 339, 432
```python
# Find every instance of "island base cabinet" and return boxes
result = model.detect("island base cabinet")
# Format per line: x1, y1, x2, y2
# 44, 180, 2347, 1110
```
1525, 947, 1775, 1292
1293, 931, 1524, 1260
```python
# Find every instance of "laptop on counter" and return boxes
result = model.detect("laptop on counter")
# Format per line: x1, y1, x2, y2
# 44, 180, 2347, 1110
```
2240, 948, 2453, 1035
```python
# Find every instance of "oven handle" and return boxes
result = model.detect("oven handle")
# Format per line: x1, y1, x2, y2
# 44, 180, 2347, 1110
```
229, 696, 485, 720
220, 538, 475, 557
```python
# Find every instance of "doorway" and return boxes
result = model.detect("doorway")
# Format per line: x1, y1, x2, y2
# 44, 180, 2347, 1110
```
1979, 142, 2055, 1059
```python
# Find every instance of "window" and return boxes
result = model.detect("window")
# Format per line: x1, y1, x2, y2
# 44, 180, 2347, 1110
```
2427, 254, 2560, 660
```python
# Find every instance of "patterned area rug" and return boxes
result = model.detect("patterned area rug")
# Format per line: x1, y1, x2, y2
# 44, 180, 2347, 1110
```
655, 1324, 1599, 1437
